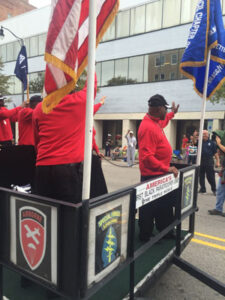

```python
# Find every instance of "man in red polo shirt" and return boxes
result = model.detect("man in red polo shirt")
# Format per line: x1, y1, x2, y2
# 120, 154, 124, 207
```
17, 95, 42, 145
33, 75, 105, 203
0, 95, 24, 147
138, 94, 179, 242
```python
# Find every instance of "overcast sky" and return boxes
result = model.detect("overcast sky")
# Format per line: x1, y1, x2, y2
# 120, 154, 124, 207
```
29, 0, 51, 8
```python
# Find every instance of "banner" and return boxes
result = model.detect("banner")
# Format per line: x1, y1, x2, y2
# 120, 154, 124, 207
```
136, 173, 180, 209
42, 0, 119, 113
180, 0, 225, 98
14, 45, 28, 91
181, 169, 195, 214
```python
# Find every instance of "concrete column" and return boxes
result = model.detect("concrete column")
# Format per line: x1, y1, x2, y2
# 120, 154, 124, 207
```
212, 119, 220, 132
94, 120, 103, 149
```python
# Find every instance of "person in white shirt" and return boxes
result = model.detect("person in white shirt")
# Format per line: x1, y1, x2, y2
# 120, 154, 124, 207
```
125, 130, 137, 167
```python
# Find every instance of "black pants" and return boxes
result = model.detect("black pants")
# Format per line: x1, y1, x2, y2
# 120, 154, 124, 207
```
139, 175, 174, 239
199, 164, 216, 192
105, 146, 111, 157
35, 163, 83, 203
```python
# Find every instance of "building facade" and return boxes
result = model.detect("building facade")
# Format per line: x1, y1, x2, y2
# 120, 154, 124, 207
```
0, 0, 35, 21
0, 0, 225, 150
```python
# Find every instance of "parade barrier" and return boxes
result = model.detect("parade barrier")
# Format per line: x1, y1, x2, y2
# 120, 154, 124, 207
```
0, 158, 224, 299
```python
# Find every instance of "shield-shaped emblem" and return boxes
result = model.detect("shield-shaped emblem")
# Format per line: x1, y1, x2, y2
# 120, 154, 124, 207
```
19, 206, 46, 270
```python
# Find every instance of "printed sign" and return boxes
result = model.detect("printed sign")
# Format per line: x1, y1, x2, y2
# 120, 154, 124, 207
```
136, 173, 180, 209
10, 196, 58, 284
95, 205, 121, 274
87, 195, 130, 286
20, 206, 46, 271
181, 169, 195, 214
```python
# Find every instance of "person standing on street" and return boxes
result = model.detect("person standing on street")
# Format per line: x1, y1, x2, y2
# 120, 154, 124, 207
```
208, 135, 225, 216
125, 130, 137, 166
138, 94, 179, 242
199, 130, 219, 195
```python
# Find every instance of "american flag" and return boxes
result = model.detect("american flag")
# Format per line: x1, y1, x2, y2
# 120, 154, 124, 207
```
42, 0, 119, 113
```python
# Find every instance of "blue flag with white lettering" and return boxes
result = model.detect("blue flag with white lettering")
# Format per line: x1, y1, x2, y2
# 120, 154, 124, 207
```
180, 0, 225, 98
14, 45, 28, 91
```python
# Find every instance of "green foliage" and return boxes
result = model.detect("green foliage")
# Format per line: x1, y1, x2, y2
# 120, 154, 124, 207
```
107, 76, 137, 86
0, 57, 10, 95
29, 72, 45, 93
210, 84, 225, 105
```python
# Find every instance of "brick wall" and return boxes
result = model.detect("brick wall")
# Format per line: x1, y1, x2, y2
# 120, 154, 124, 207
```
0, 0, 35, 21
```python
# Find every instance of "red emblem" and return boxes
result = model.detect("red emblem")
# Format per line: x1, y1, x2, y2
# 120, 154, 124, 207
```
19, 206, 46, 270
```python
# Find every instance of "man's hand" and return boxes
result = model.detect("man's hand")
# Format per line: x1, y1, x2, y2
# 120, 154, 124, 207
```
100, 96, 106, 105
171, 102, 179, 114
98, 152, 104, 158
21, 101, 27, 108
168, 166, 179, 178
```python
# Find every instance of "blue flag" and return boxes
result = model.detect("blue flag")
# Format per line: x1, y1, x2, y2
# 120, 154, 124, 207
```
14, 45, 28, 91
180, 0, 225, 98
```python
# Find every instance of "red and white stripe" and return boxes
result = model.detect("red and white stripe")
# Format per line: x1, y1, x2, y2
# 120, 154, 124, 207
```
43, 0, 119, 113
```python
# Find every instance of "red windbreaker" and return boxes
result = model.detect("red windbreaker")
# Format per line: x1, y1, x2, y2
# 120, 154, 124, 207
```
0, 106, 21, 142
138, 112, 174, 176
18, 108, 34, 145
33, 74, 97, 166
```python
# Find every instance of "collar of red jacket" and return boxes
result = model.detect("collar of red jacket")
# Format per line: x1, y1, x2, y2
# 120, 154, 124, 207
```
146, 113, 160, 123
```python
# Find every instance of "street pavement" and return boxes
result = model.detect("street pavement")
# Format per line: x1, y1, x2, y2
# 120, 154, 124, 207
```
101, 158, 225, 300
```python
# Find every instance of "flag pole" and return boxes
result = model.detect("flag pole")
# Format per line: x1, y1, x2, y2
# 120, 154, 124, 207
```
196, 49, 211, 165
82, 0, 97, 200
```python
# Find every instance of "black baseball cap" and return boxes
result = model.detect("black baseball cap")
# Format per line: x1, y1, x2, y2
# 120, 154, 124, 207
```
29, 95, 42, 102
148, 94, 172, 109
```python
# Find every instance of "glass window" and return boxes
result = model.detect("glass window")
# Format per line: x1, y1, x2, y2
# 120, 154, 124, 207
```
24, 38, 30, 57
116, 10, 130, 38
115, 58, 128, 82
146, 0, 163, 32
14, 41, 21, 60
155, 55, 164, 66
7, 76, 15, 94
178, 48, 185, 79
6, 43, 14, 61
30, 36, 38, 57
163, 0, 181, 28
38, 33, 47, 55
128, 56, 143, 82
96, 62, 101, 86
181, 0, 199, 24
0, 44, 7, 62
155, 74, 159, 81
15, 76, 22, 94
170, 72, 175, 80
160, 73, 165, 80
102, 19, 115, 41
143, 55, 150, 82
171, 54, 178, 65
101, 60, 114, 86
130, 5, 145, 35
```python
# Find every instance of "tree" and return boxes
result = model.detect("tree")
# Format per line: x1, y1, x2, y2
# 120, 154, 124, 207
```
29, 69, 90, 94
107, 76, 137, 86
0, 57, 10, 95
210, 84, 225, 105
29, 72, 45, 93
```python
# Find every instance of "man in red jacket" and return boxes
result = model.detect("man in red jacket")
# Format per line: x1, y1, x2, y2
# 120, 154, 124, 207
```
33, 75, 103, 203
0, 95, 24, 147
138, 94, 179, 242
17, 95, 42, 145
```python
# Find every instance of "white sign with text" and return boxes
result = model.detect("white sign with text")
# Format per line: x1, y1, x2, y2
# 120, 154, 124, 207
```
136, 173, 180, 209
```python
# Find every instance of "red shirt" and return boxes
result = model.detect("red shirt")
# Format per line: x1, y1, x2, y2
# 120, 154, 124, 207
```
138, 112, 174, 176
0, 106, 21, 142
18, 108, 34, 145
182, 137, 188, 149
33, 75, 97, 166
